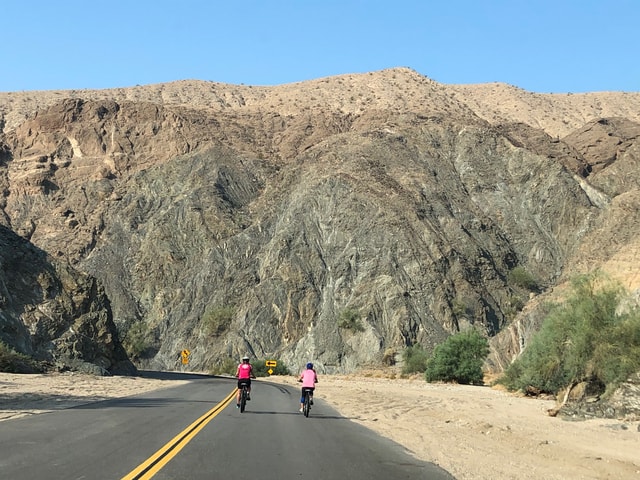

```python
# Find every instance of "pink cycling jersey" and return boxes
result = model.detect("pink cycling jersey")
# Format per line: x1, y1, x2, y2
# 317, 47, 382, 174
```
237, 363, 253, 379
300, 368, 317, 388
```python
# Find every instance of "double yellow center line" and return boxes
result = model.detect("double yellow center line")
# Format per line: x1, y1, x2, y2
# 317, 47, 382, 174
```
121, 388, 236, 479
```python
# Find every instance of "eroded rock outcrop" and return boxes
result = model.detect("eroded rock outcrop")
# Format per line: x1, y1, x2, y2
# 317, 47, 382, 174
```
0, 225, 135, 375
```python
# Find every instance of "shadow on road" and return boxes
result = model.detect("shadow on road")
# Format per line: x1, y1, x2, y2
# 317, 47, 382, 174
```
242, 411, 346, 420
136, 370, 218, 381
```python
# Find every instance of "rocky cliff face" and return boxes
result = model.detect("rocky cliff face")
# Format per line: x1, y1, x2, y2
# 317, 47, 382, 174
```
0, 68, 638, 374
0, 225, 134, 374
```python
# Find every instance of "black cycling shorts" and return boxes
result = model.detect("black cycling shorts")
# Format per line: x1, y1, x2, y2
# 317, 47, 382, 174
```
237, 379, 251, 389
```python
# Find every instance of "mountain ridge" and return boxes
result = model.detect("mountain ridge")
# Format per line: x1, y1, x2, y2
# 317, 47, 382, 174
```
3, 67, 640, 136
0, 68, 638, 377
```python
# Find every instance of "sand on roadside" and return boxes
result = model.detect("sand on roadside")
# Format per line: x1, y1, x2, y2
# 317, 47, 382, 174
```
0, 372, 190, 421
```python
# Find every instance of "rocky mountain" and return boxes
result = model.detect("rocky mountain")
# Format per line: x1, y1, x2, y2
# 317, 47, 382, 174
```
0, 67, 638, 376
0, 225, 134, 374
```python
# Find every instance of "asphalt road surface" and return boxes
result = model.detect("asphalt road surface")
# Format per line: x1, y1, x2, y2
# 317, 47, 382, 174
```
0, 372, 455, 479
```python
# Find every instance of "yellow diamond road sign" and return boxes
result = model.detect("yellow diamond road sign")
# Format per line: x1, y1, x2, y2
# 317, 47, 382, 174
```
181, 349, 190, 364
267, 368, 274, 375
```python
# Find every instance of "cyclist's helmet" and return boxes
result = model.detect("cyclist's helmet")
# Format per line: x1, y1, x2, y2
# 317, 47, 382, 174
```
242, 355, 250, 362
306, 362, 313, 369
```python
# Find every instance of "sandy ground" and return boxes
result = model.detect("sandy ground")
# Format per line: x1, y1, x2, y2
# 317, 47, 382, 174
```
1, 372, 638, 480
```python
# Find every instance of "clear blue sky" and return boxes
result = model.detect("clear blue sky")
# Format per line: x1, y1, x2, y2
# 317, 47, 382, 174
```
2, 0, 638, 93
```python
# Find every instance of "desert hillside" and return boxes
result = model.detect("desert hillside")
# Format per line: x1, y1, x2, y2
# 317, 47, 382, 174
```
0, 68, 638, 386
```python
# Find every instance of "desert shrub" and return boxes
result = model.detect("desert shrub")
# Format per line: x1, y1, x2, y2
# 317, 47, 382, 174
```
499, 271, 640, 396
503, 294, 526, 321
451, 297, 473, 317
0, 342, 42, 373
452, 297, 468, 317
202, 306, 234, 336
209, 357, 237, 376
382, 347, 397, 366
338, 308, 364, 331
424, 330, 489, 385
122, 322, 153, 360
508, 266, 539, 291
402, 344, 430, 374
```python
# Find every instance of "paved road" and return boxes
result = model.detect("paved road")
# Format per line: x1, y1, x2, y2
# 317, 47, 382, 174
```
0, 372, 455, 479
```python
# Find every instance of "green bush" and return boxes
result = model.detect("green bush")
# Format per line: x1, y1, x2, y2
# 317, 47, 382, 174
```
596, 311, 640, 383
0, 342, 42, 373
402, 344, 430, 374
508, 266, 539, 291
451, 297, 468, 318
209, 357, 237, 376
122, 322, 152, 360
202, 306, 234, 336
503, 294, 526, 321
382, 347, 397, 366
424, 330, 489, 385
499, 271, 640, 396
338, 308, 364, 331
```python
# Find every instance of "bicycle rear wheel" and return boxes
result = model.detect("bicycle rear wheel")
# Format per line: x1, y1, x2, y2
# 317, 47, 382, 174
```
240, 386, 247, 413
303, 391, 311, 417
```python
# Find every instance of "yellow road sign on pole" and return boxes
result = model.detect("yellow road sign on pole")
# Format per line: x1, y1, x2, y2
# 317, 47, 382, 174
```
181, 349, 191, 365
265, 360, 277, 374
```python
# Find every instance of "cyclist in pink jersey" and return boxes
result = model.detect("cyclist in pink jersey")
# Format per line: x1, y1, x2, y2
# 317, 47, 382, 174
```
298, 362, 318, 412
236, 355, 256, 408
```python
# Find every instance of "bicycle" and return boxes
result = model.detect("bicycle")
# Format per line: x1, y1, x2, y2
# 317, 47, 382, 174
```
301, 387, 313, 417
239, 381, 250, 413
